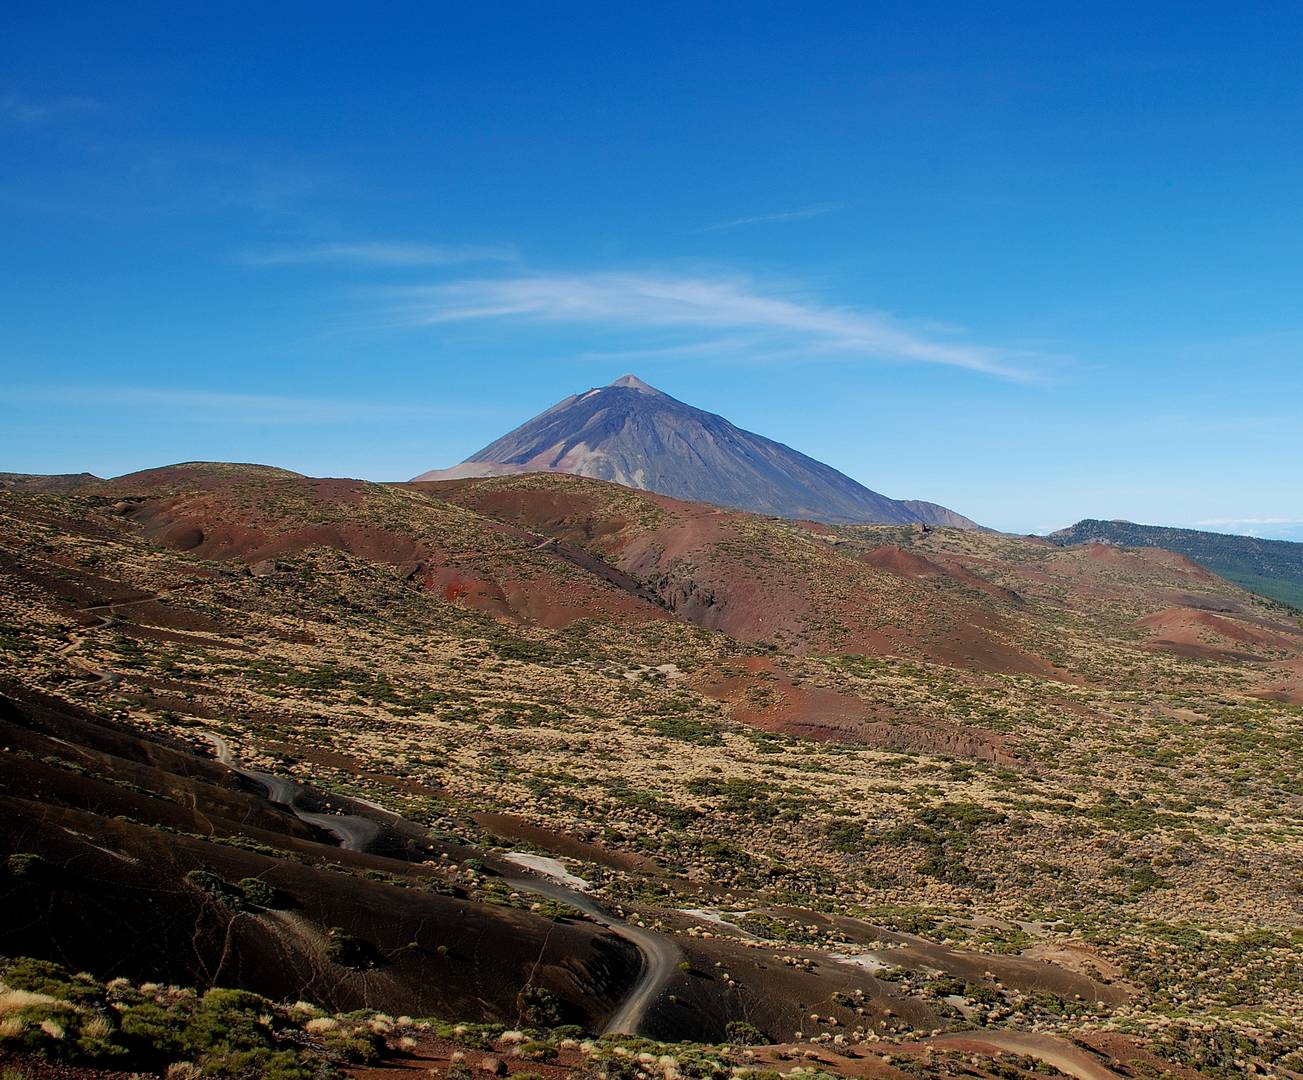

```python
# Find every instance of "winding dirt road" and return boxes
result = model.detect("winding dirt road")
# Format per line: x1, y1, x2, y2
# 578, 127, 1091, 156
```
202, 732, 380, 852
61, 595, 683, 1040
925, 1031, 1125, 1080
60, 586, 202, 689
202, 739, 675, 1033
59, 613, 121, 688
498, 855, 681, 1037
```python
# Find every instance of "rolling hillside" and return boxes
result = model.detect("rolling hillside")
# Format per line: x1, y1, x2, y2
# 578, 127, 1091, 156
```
1050, 518, 1303, 610
2, 466, 1302, 1075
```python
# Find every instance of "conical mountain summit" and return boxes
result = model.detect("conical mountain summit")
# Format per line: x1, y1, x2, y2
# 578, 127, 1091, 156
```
414, 375, 978, 528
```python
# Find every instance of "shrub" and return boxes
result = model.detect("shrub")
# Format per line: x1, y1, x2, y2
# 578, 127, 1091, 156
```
5, 854, 51, 882
0, 958, 343, 1076
237, 876, 286, 908
325, 929, 382, 970
322, 1025, 385, 1064
724, 1020, 768, 1046
518, 1039, 557, 1061
185, 870, 248, 909
516, 985, 563, 1027
963, 982, 1000, 1006
825, 821, 866, 853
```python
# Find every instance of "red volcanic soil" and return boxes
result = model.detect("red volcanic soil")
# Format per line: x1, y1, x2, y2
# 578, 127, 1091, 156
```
437, 478, 1060, 678
413, 479, 643, 545
1078, 542, 1217, 582
861, 544, 948, 578
1011, 545, 1223, 612
1135, 605, 1303, 662
98, 465, 667, 631
94, 466, 1278, 689
87, 466, 1069, 679
861, 545, 1024, 606
695, 656, 1017, 764
102, 467, 431, 567
0, 1051, 149, 1079
158, 517, 429, 566
1253, 657, 1303, 704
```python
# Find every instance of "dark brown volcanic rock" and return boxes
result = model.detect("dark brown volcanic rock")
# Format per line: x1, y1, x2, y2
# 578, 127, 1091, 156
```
414, 375, 980, 528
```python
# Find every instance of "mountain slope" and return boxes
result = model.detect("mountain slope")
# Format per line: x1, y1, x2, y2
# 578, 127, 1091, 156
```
6, 464, 1303, 1072
1050, 518, 1303, 610
414, 374, 979, 528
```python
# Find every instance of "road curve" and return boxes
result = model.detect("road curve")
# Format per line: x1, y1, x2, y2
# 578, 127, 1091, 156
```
202, 732, 380, 852
500, 857, 681, 1037
151, 726, 674, 1035
926, 1031, 1125, 1080
62, 591, 677, 1035
61, 588, 196, 689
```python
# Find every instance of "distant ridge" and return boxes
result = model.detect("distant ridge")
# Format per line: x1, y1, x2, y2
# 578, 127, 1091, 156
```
415, 375, 980, 528
1050, 519, 1303, 610
0, 472, 101, 494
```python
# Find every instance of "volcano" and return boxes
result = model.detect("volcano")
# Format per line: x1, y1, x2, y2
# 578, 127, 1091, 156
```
414, 374, 979, 528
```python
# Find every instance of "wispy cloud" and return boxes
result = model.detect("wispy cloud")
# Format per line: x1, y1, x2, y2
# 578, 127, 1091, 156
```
575, 337, 761, 363
702, 202, 848, 232
1195, 517, 1303, 528
389, 271, 1041, 379
1189, 517, 1303, 541
1, 385, 455, 423
243, 241, 517, 267
0, 94, 102, 125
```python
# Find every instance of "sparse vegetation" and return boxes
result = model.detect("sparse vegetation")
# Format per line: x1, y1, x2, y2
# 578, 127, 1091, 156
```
2, 469, 1303, 1077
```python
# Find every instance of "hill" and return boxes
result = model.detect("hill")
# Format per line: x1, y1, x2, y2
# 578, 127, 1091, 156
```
1050, 518, 1303, 610
415, 374, 980, 528
0, 470, 101, 493
2, 463, 1302, 1076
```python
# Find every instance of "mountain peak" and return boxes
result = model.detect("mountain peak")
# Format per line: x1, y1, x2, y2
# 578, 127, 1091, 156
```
608, 373, 661, 393
413, 377, 980, 529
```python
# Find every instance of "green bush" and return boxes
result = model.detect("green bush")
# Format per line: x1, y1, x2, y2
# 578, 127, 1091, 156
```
0, 957, 341, 1076
5, 853, 51, 882
237, 876, 286, 908
825, 820, 866, 852
516, 984, 563, 1027
325, 928, 382, 970
118, 1000, 186, 1058
1, 957, 101, 1005
518, 1039, 557, 1061
186, 869, 248, 909
322, 1026, 385, 1064
724, 1020, 768, 1045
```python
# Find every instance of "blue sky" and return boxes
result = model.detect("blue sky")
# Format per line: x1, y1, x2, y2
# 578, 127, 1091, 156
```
2, 2, 1301, 537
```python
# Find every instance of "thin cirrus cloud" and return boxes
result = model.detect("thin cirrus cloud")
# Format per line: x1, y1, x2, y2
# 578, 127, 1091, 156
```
1193, 518, 1303, 536
391, 271, 1040, 379
243, 240, 517, 267
1195, 517, 1303, 526
701, 202, 849, 232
